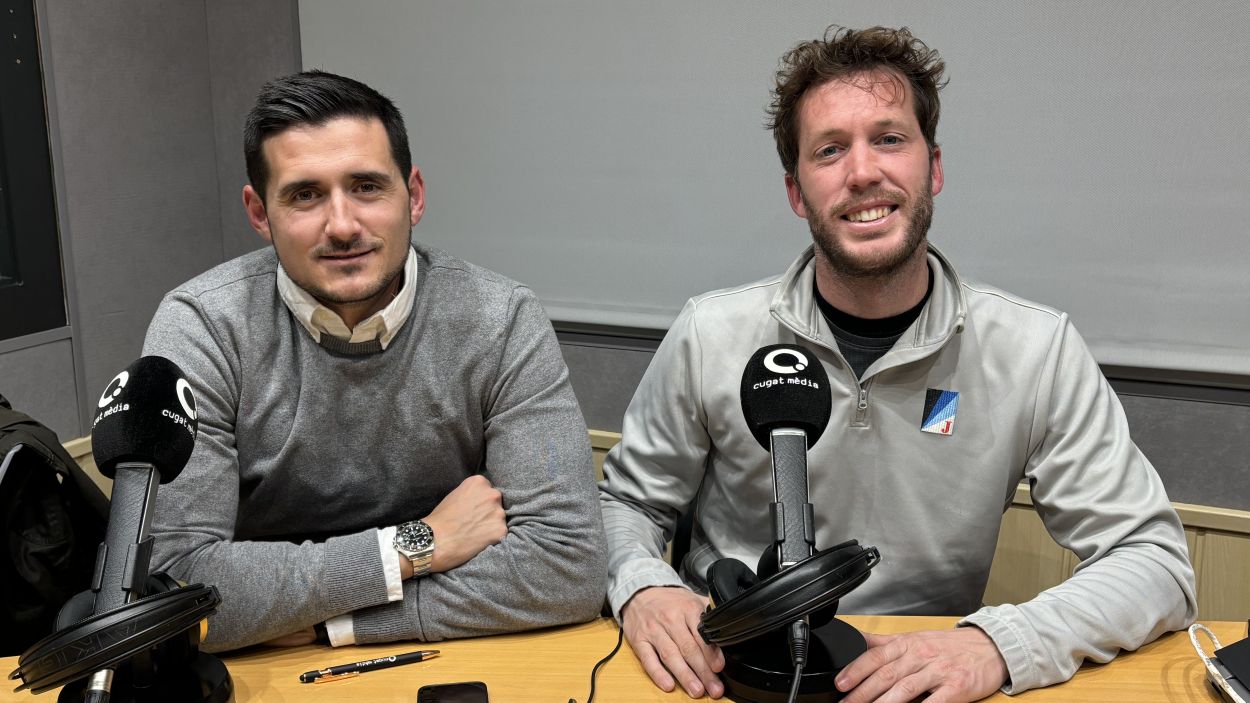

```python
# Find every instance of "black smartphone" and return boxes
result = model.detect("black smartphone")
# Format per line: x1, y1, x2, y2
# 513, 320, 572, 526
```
417, 681, 489, 703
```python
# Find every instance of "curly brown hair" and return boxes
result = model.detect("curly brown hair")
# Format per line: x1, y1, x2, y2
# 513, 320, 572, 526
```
767, 25, 947, 178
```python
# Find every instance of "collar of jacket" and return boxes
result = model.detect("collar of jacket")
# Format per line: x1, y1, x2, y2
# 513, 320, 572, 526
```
768, 243, 969, 367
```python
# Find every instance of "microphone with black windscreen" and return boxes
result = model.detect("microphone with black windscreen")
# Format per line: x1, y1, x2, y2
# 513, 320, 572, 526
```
740, 345, 832, 569
89, 355, 198, 615
699, 344, 879, 703
8, 356, 232, 703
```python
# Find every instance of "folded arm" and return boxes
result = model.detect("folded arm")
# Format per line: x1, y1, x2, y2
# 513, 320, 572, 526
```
347, 288, 607, 643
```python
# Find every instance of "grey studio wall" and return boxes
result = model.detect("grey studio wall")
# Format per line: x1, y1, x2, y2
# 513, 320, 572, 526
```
1, 2, 1247, 512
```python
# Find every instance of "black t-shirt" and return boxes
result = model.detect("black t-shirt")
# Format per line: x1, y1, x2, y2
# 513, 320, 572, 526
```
815, 268, 933, 380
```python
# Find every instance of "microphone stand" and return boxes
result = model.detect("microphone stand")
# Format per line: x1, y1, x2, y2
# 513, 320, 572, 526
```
50, 463, 232, 703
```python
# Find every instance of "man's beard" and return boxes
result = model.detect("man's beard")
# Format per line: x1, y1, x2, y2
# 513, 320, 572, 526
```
309, 257, 405, 305
284, 229, 410, 306
804, 175, 934, 279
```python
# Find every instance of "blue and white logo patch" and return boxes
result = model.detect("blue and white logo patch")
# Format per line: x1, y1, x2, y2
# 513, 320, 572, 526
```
921, 388, 959, 436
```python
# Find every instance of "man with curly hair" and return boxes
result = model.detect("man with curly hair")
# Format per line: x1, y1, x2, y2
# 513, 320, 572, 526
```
600, 26, 1195, 703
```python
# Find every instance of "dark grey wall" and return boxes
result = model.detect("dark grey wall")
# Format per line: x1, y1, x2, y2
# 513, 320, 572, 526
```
561, 337, 1250, 512
0, 0, 298, 439
0, 337, 78, 435
560, 337, 654, 433
206, 0, 302, 260
1121, 395, 1250, 510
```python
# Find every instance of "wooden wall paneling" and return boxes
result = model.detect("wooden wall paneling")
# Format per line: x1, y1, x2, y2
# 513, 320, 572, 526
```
1195, 530, 1250, 622
983, 504, 1073, 606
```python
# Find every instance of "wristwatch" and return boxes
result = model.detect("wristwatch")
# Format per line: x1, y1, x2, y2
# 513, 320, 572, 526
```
393, 520, 435, 578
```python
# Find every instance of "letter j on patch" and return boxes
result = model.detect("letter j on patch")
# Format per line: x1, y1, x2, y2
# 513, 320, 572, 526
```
921, 389, 959, 436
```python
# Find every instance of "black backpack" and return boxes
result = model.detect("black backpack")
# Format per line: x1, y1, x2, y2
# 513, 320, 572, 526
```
0, 393, 108, 655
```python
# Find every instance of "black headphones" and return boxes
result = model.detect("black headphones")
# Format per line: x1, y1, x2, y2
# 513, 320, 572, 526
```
699, 539, 879, 646
8, 577, 220, 694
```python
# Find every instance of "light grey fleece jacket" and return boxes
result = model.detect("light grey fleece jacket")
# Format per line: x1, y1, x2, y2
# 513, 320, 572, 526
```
143, 244, 606, 652
599, 244, 1196, 694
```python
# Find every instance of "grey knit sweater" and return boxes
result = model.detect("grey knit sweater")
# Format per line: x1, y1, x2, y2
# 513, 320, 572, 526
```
142, 244, 607, 651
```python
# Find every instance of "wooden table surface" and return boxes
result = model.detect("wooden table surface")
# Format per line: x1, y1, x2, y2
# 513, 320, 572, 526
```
3, 616, 1243, 702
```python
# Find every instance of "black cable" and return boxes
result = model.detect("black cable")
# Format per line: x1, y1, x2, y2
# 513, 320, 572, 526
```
786, 619, 810, 703
570, 624, 625, 703
786, 661, 805, 703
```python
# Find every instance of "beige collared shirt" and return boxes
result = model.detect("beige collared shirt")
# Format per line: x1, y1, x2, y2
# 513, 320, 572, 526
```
275, 246, 419, 351
274, 246, 419, 645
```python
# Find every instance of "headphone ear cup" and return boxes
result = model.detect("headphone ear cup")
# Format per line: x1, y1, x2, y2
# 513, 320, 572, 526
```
706, 558, 757, 608
701, 558, 760, 645
755, 546, 779, 581
147, 572, 182, 594
53, 590, 96, 632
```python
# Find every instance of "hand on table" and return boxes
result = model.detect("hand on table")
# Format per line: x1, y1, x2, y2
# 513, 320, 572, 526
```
621, 586, 726, 698
416, 474, 507, 576
837, 626, 1007, 703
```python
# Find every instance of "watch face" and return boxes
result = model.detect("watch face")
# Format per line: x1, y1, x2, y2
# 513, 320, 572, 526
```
396, 521, 434, 551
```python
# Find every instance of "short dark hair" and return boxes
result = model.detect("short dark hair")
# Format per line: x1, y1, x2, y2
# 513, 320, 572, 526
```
767, 25, 947, 178
243, 70, 412, 199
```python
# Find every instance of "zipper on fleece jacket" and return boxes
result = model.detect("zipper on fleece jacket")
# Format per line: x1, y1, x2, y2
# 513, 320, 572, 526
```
853, 380, 873, 427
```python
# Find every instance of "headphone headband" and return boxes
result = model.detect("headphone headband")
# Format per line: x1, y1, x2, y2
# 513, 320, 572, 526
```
700, 541, 880, 646
9, 583, 220, 693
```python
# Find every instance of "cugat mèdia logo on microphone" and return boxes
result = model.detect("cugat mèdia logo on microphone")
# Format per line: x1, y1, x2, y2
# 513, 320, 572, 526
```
163, 377, 198, 437
92, 369, 131, 428
751, 349, 822, 391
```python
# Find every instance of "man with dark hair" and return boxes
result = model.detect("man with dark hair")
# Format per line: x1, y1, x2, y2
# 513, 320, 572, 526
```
599, 26, 1195, 702
142, 70, 607, 651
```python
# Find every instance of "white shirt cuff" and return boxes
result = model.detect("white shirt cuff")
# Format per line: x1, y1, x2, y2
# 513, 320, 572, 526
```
325, 613, 355, 647
377, 525, 404, 602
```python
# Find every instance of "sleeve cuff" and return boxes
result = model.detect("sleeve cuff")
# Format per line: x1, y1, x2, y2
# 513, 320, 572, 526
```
376, 525, 404, 602
322, 528, 393, 613
608, 557, 687, 620
960, 606, 1036, 694
325, 614, 355, 647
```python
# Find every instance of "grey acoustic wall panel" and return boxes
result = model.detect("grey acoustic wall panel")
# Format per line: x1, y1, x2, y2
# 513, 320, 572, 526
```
0, 339, 79, 439
42, 1, 224, 414
206, 0, 303, 260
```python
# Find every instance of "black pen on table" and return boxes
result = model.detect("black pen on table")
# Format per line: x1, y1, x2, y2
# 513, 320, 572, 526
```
299, 649, 440, 683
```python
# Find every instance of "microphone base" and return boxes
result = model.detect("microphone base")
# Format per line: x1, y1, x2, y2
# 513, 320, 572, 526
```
57, 652, 233, 703
720, 617, 864, 703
